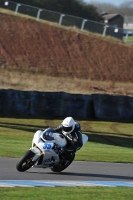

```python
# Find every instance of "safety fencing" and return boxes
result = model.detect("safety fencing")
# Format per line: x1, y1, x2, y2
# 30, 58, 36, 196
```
0, 0, 133, 44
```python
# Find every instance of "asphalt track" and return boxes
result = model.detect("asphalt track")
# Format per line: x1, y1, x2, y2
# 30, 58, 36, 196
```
0, 158, 133, 182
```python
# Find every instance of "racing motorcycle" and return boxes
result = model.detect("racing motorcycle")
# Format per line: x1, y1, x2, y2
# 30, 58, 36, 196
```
16, 127, 88, 173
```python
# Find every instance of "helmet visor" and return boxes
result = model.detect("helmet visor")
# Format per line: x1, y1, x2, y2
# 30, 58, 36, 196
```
63, 125, 73, 133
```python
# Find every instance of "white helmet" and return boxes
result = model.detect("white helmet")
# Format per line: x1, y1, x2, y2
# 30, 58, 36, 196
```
62, 117, 75, 135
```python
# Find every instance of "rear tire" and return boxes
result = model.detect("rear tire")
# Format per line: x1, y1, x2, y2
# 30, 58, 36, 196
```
16, 150, 35, 172
51, 153, 75, 172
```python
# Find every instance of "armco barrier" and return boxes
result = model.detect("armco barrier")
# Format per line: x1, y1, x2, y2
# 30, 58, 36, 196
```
0, 89, 133, 120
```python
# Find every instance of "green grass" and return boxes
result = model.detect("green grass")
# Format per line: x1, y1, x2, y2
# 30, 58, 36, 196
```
0, 117, 133, 163
123, 35, 133, 43
1, 187, 133, 200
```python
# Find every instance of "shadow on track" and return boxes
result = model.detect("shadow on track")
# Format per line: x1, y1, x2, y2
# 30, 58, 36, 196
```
27, 171, 133, 181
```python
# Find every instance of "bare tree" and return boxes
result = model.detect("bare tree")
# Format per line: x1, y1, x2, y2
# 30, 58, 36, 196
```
88, 1, 119, 13
88, 0, 133, 16
119, 0, 133, 16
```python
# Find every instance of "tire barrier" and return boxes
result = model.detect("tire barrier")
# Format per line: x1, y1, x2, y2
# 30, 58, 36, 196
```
0, 89, 133, 120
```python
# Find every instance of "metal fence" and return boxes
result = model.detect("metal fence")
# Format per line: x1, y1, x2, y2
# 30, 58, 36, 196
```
0, 0, 133, 43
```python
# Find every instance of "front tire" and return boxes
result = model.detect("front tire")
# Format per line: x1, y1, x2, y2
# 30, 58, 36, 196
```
51, 153, 75, 172
16, 150, 35, 172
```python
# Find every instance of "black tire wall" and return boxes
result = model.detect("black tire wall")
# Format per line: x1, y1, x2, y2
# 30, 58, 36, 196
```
0, 89, 133, 121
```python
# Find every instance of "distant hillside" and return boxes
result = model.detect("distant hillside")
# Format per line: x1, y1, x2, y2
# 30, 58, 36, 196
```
0, 12, 133, 95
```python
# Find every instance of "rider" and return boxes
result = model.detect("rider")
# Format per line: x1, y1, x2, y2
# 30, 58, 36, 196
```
52, 116, 83, 158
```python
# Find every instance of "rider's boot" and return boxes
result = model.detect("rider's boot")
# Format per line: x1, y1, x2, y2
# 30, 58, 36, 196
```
56, 147, 65, 163
58, 147, 74, 162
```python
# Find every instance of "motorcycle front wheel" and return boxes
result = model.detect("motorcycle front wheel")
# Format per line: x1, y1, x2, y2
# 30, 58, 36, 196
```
16, 150, 35, 172
51, 153, 75, 172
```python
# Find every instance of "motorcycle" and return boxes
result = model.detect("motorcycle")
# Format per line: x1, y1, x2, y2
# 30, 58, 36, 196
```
16, 127, 88, 173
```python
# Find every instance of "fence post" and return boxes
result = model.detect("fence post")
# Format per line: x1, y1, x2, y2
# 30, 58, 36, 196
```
103, 25, 108, 36
59, 14, 65, 25
81, 19, 87, 31
124, 32, 129, 43
15, 4, 21, 14
36, 9, 42, 21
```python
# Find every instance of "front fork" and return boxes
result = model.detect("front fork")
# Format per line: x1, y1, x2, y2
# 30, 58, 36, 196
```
30, 145, 44, 162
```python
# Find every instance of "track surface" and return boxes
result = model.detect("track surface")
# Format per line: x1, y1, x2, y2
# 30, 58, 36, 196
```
0, 158, 133, 181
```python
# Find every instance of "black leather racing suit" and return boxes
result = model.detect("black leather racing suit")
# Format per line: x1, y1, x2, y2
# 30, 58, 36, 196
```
53, 122, 83, 154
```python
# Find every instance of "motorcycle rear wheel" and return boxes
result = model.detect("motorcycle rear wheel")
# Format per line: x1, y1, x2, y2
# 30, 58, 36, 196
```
16, 150, 35, 172
51, 153, 75, 172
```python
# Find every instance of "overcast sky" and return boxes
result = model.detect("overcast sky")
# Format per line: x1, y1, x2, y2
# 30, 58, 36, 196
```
83, 0, 127, 6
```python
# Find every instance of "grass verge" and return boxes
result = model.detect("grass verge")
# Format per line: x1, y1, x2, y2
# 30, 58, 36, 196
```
0, 117, 133, 163
1, 187, 133, 200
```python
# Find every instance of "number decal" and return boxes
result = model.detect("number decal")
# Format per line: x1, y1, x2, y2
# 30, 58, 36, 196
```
43, 143, 52, 149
